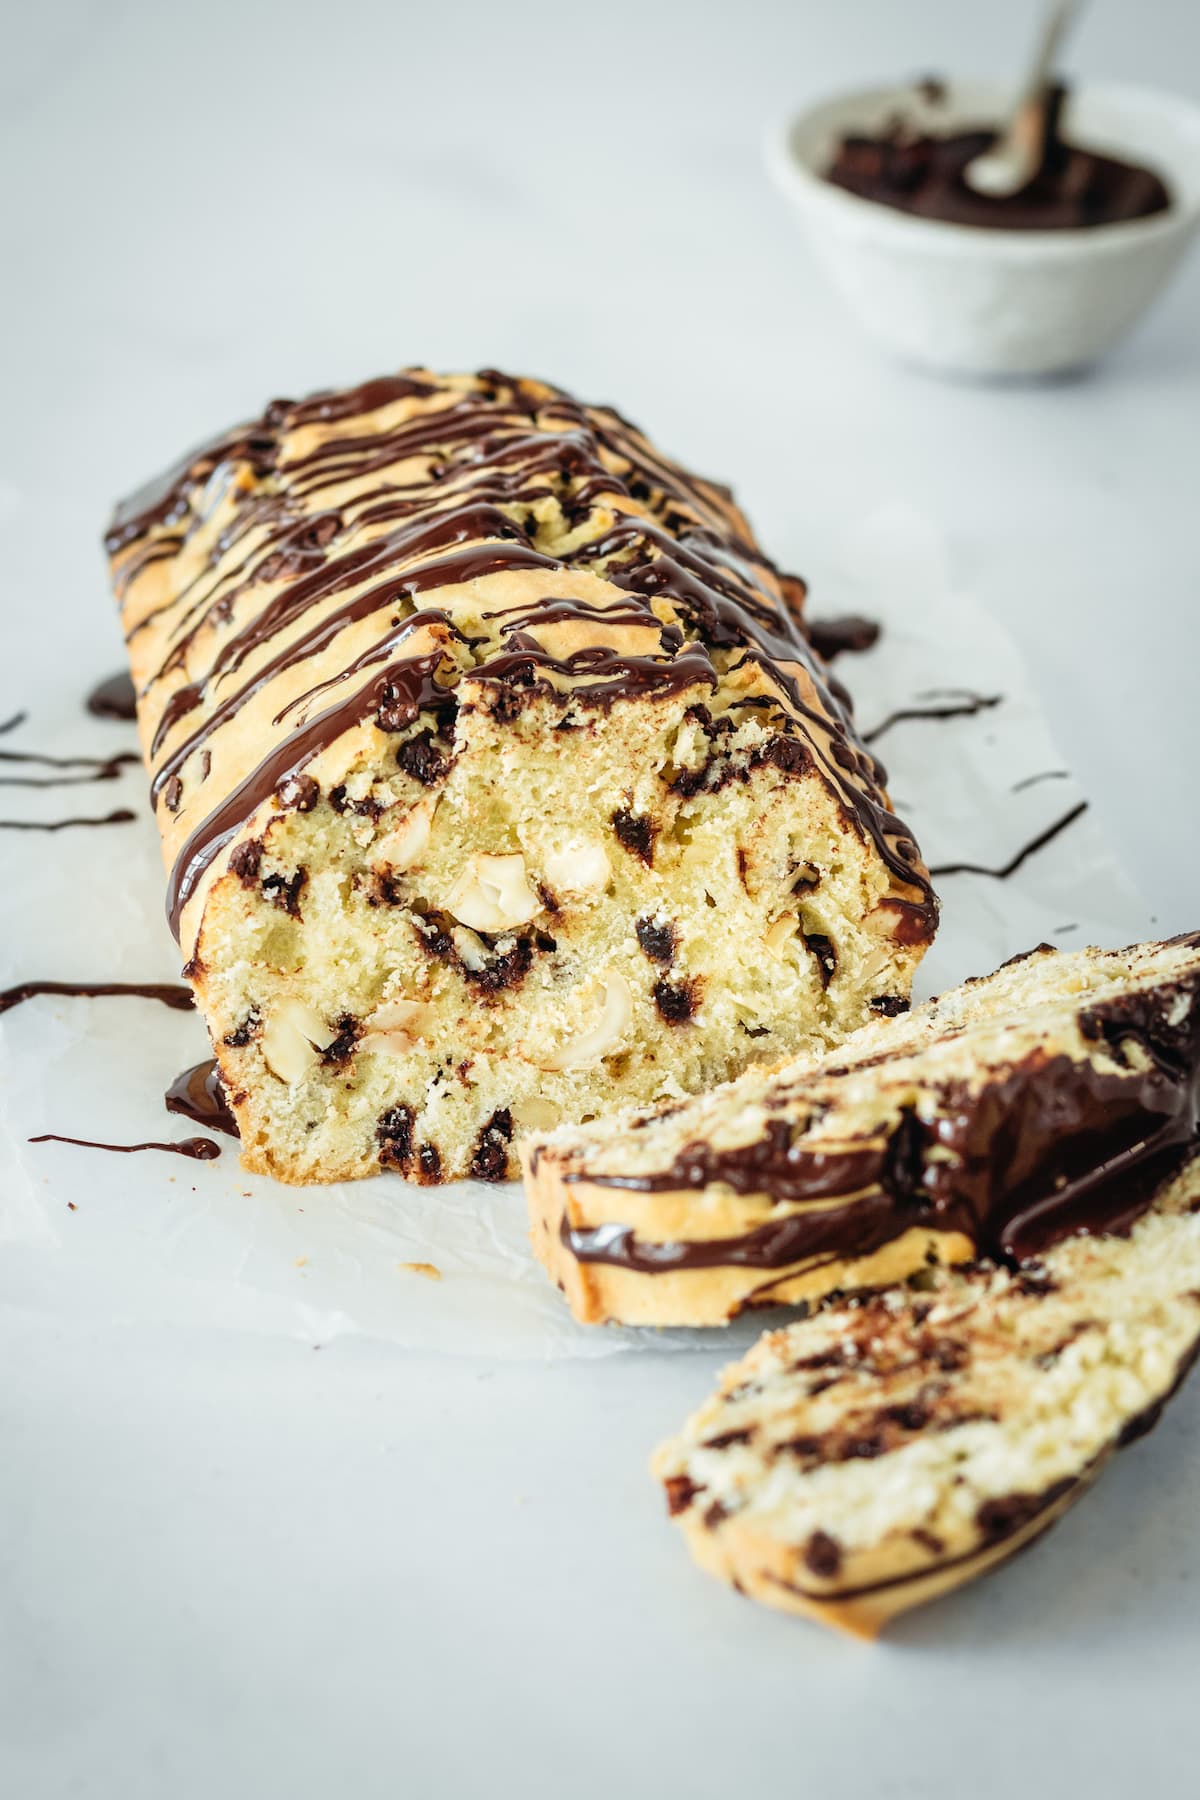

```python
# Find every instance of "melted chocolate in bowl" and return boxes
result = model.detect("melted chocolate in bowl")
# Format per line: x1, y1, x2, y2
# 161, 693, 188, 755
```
825, 84, 1172, 231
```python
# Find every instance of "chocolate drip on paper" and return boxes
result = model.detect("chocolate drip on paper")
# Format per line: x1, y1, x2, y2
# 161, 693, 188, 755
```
864, 691, 1001, 747
0, 979, 193, 1015
86, 672, 137, 720
165, 1059, 240, 1137
805, 615, 880, 661
930, 802, 1088, 880
0, 746, 139, 788
0, 808, 136, 831
29, 1133, 221, 1161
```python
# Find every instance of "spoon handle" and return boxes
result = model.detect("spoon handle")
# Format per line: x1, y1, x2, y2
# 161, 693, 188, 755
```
1015, 0, 1084, 115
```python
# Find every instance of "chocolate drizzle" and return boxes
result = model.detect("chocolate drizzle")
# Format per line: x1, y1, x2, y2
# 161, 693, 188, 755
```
106, 369, 935, 947
0, 808, 136, 832
805, 615, 880, 661
29, 1132, 221, 1161
559, 973, 1200, 1273
864, 690, 1001, 747
930, 802, 1088, 880
166, 650, 447, 935
0, 746, 139, 788
165, 1058, 240, 1137
86, 672, 138, 720
0, 979, 193, 1015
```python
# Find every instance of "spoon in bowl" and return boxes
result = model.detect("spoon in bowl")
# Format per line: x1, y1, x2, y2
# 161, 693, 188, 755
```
964, 0, 1084, 198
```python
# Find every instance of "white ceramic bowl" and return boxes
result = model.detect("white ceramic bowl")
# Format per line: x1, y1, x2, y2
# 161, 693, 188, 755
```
765, 80, 1200, 378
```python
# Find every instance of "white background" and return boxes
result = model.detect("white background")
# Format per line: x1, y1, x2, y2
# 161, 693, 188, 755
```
3, 2, 1199, 1795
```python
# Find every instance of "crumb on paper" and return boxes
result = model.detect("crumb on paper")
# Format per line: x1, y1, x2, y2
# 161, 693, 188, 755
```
293, 1254, 308, 1268
67, 1201, 77, 1211
398, 1260, 442, 1281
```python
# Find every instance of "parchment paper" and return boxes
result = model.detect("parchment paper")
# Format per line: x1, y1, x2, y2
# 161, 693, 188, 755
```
0, 506, 1150, 1359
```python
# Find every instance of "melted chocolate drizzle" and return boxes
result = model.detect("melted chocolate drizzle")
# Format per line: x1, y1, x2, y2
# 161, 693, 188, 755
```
556, 971, 1200, 1275
29, 1132, 221, 1161
0, 711, 28, 736
0, 808, 136, 832
930, 801, 1088, 880
86, 672, 138, 720
0, 746, 139, 788
166, 650, 447, 935
863, 691, 1001, 747
805, 615, 881, 661
0, 979, 193, 1015
165, 1059, 240, 1137
1012, 768, 1069, 794
105, 369, 935, 948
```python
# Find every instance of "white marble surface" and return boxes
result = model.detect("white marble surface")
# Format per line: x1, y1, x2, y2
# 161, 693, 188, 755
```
3, 2, 1199, 1795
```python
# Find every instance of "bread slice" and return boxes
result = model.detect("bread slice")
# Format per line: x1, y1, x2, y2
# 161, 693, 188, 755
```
523, 933, 1200, 1324
107, 368, 934, 1184
652, 1153, 1200, 1635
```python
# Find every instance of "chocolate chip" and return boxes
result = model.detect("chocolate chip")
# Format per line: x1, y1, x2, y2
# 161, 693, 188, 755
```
803, 1530, 843, 1579
653, 977, 701, 1025
223, 1010, 261, 1048
1013, 1268, 1058, 1298
396, 729, 450, 786
261, 868, 306, 917
320, 1013, 360, 1067
701, 1428, 754, 1450
377, 1104, 415, 1173
791, 1345, 848, 1373
470, 1108, 514, 1182
229, 838, 263, 883
664, 1475, 700, 1516
412, 912, 454, 960
417, 1143, 442, 1182
880, 1400, 930, 1432
276, 773, 320, 812
975, 1487, 1065, 1543
843, 1431, 885, 1460
375, 683, 421, 734
763, 735, 813, 775
702, 1500, 729, 1529
612, 808, 658, 865
330, 785, 383, 820
780, 1434, 823, 1463
870, 995, 910, 1017
636, 917, 676, 965
802, 931, 837, 988
469, 936, 533, 995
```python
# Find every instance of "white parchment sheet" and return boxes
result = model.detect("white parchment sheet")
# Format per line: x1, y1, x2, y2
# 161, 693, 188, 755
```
0, 506, 1150, 1359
